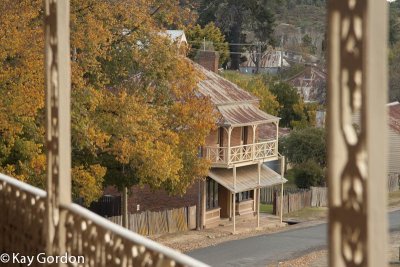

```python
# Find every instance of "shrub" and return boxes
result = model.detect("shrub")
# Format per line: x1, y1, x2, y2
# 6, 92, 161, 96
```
293, 160, 325, 189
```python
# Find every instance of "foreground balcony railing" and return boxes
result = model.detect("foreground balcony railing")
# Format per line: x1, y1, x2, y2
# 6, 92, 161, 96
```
0, 173, 209, 267
204, 140, 278, 167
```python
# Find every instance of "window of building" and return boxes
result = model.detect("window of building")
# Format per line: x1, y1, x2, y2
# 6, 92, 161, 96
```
206, 178, 219, 210
235, 190, 253, 202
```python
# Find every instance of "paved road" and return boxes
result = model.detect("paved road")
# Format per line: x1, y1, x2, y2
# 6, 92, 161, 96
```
187, 210, 400, 267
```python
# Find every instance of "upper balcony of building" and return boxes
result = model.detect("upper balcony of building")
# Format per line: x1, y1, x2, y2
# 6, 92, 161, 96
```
194, 62, 281, 168
203, 118, 280, 168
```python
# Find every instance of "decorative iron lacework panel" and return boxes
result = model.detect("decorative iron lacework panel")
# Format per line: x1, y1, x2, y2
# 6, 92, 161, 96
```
328, 0, 376, 266
62, 204, 207, 267
0, 175, 46, 266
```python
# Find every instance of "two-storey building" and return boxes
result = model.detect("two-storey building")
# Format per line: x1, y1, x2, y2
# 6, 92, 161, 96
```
101, 35, 287, 232
195, 58, 287, 230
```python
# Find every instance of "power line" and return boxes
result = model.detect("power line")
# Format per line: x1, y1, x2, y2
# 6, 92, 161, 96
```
187, 40, 268, 46
189, 48, 263, 55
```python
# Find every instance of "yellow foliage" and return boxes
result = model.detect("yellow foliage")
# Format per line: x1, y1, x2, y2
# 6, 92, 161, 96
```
1, 0, 216, 204
72, 165, 106, 207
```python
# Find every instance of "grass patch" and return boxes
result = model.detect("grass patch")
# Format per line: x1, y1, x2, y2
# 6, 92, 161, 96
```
389, 190, 400, 207
284, 207, 328, 221
260, 203, 273, 214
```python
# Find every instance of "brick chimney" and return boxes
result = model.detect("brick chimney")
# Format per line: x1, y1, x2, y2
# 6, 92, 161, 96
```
195, 50, 219, 72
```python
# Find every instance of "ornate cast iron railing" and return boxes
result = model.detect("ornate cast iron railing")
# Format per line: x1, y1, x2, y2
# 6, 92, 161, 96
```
0, 173, 209, 267
0, 173, 47, 263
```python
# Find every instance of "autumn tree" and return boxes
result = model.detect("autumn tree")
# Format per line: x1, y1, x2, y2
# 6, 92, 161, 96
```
1, 0, 216, 207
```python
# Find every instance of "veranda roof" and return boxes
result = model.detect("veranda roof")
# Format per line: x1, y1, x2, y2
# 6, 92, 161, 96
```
208, 164, 287, 193
217, 103, 279, 127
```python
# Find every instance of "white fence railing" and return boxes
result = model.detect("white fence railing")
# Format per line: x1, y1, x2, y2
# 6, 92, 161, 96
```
205, 140, 278, 165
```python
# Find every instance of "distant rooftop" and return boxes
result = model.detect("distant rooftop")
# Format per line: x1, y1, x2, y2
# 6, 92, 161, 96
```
194, 63, 279, 126
165, 30, 187, 46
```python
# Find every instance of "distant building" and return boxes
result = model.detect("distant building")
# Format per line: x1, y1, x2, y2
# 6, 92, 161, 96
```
286, 65, 327, 104
352, 102, 400, 176
101, 31, 287, 232
165, 30, 188, 48
239, 50, 290, 75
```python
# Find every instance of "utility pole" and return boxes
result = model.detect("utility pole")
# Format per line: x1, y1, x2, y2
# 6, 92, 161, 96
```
255, 41, 262, 74
280, 36, 284, 71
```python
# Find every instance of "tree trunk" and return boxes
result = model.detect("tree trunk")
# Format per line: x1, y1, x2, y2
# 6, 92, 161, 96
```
122, 186, 128, 228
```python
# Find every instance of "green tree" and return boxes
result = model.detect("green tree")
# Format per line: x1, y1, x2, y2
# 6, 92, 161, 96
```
195, 0, 276, 69
269, 82, 305, 127
302, 34, 317, 54
389, 2, 400, 47
279, 127, 326, 167
293, 160, 324, 188
186, 23, 230, 66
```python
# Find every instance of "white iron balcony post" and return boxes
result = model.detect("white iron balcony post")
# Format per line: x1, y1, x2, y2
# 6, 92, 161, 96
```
227, 127, 232, 165
252, 125, 257, 161
327, 0, 388, 266
275, 121, 279, 156
44, 0, 72, 257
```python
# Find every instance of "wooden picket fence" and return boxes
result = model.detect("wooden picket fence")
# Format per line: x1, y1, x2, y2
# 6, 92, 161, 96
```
108, 206, 195, 236
260, 186, 304, 204
310, 186, 328, 207
273, 173, 399, 216
273, 189, 312, 216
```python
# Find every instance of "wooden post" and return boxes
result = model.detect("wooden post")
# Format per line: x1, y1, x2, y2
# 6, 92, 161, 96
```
232, 192, 236, 234
197, 179, 201, 230
229, 191, 232, 219
45, 0, 71, 257
257, 161, 261, 228
252, 125, 257, 161
233, 165, 237, 192
122, 187, 128, 228
233, 165, 236, 233
327, 0, 388, 266
275, 121, 279, 155
280, 156, 285, 224
257, 188, 260, 228
227, 127, 232, 165
253, 189, 257, 211
202, 179, 206, 228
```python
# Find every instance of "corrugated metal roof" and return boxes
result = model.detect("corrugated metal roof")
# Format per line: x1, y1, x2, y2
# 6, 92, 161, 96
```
217, 103, 279, 126
195, 64, 258, 105
389, 102, 400, 134
208, 164, 287, 193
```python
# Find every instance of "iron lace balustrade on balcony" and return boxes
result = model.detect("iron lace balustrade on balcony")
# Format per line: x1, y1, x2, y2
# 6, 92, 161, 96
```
0, 173, 209, 267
